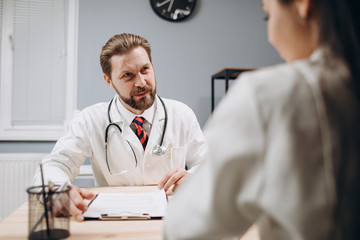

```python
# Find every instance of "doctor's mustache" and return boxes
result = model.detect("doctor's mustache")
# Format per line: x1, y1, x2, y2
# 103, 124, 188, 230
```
131, 85, 155, 95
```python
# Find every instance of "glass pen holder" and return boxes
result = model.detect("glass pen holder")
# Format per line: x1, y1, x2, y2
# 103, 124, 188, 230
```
27, 185, 71, 240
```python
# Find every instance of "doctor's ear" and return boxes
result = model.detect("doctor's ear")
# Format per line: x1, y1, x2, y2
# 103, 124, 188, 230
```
104, 74, 114, 89
295, 0, 312, 21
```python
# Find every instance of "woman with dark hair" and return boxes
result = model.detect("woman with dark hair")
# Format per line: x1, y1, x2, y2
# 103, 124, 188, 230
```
164, 0, 360, 239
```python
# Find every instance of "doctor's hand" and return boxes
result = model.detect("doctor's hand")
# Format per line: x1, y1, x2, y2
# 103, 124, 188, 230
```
67, 184, 95, 222
157, 166, 190, 192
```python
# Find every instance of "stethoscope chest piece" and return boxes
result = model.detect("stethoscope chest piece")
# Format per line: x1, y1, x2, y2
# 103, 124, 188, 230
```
152, 144, 167, 156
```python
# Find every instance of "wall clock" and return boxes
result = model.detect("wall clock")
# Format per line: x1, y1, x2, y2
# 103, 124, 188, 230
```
150, 0, 197, 22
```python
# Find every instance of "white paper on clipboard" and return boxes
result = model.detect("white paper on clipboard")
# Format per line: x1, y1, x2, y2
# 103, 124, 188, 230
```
83, 188, 167, 219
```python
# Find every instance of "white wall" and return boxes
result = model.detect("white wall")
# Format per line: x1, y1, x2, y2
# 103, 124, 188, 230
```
76, 0, 282, 127
0, 0, 282, 152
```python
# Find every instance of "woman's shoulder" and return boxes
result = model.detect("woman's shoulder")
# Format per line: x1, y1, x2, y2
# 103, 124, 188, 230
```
239, 60, 319, 104
244, 61, 312, 88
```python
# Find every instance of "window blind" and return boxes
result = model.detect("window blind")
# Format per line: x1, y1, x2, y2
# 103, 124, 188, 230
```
11, 0, 69, 125
0, 0, 3, 76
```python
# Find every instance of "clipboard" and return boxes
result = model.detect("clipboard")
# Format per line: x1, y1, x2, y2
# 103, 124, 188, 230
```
100, 213, 151, 220
83, 189, 167, 221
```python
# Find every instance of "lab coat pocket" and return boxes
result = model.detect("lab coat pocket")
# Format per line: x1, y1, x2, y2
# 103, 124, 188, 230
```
168, 146, 186, 170
106, 129, 137, 174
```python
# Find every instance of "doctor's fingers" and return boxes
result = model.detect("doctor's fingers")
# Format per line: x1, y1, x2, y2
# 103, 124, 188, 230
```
68, 186, 86, 221
170, 175, 188, 192
158, 166, 182, 189
69, 200, 85, 222
78, 187, 95, 200
52, 194, 71, 217
69, 186, 89, 213
163, 169, 189, 192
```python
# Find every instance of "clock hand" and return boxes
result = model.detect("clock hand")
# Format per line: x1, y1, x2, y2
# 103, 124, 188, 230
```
167, 0, 174, 12
173, 9, 191, 20
156, 0, 171, 8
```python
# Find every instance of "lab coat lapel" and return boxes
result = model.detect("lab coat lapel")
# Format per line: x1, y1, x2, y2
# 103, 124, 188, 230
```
109, 95, 166, 153
109, 95, 143, 150
147, 97, 166, 152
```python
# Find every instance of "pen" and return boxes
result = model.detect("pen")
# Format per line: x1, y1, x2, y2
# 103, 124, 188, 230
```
86, 193, 99, 208
39, 164, 51, 237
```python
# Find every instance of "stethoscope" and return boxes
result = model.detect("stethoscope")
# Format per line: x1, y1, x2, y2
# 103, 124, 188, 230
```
105, 95, 168, 175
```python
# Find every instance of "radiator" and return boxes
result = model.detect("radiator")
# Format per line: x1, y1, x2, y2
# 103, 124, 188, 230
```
0, 153, 47, 221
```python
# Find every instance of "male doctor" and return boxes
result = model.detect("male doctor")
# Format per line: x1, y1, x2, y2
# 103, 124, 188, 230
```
33, 33, 208, 221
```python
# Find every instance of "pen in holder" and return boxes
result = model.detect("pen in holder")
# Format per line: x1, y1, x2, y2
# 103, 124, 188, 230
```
27, 164, 71, 240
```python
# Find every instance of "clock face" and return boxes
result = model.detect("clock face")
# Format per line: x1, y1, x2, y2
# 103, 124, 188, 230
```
150, 0, 197, 22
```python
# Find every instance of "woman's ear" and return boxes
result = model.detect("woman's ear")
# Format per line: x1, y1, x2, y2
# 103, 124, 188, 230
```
104, 73, 114, 89
295, 0, 311, 19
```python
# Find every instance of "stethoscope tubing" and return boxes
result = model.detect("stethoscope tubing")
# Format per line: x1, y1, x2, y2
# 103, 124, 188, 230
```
104, 95, 167, 175
105, 95, 168, 153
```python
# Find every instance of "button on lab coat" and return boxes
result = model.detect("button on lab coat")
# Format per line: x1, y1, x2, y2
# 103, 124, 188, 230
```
34, 96, 208, 186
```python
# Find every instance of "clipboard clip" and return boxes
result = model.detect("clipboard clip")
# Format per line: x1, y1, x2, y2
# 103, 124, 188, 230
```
100, 211, 151, 220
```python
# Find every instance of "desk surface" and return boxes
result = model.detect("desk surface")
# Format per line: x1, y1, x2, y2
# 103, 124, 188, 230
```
0, 186, 259, 240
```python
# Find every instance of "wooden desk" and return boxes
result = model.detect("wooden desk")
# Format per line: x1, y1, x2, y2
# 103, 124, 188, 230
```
0, 186, 259, 240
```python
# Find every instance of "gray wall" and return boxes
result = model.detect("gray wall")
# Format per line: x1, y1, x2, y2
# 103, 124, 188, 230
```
0, 0, 282, 153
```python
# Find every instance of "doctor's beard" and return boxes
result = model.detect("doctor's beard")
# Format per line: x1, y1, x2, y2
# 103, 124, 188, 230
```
117, 85, 156, 112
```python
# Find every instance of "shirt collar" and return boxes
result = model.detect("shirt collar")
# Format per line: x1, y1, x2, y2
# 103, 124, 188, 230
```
115, 95, 155, 125
310, 47, 324, 62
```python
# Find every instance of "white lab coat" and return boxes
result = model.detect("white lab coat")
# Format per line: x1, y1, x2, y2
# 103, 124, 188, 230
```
34, 96, 207, 186
164, 50, 352, 239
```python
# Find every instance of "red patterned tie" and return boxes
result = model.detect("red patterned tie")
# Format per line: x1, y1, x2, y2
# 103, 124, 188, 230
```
132, 117, 148, 150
